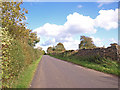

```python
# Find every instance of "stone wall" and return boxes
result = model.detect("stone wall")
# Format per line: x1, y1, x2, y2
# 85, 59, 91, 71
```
77, 45, 119, 61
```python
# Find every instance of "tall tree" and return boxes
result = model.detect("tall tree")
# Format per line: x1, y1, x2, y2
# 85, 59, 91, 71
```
79, 36, 96, 49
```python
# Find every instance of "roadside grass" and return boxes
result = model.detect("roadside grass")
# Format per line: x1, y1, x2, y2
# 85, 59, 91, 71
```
50, 54, 119, 76
11, 55, 42, 88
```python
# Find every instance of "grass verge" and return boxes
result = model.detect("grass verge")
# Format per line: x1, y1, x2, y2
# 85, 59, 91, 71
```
11, 55, 42, 88
50, 54, 119, 76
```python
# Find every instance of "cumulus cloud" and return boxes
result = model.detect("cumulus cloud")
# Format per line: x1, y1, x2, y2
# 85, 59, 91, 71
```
63, 39, 80, 50
34, 12, 97, 38
41, 38, 56, 46
64, 12, 97, 34
90, 36, 104, 47
95, 9, 118, 30
109, 38, 117, 43
33, 12, 97, 50
34, 8, 118, 51
34, 23, 64, 37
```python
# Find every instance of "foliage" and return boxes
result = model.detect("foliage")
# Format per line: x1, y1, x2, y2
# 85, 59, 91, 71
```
1, 2, 40, 46
2, 28, 42, 88
79, 36, 96, 49
55, 43, 65, 51
1, 2, 28, 38
2, 27, 14, 87
1, 2, 42, 88
1, 2, 27, 28
47, 47, 53, 54
41, 50, 45, 55
11, 56, 42, 88
47, 43, 65, 54
28, 32, 40, 47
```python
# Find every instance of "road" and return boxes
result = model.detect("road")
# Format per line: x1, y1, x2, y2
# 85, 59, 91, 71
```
30, 55, 118, 88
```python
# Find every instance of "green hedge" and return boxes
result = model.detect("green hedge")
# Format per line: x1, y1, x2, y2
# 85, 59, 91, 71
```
2, 28, 42, 88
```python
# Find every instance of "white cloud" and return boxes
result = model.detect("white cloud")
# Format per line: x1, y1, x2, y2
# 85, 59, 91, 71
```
34, 8, 118, 51
90, 36, 104, 47
36, 36, 80, 52
95, 8, 118, 30
77, 5, 83, 8
34, 23, 64, 37
41, 38, 56, 46
63, 37, 80, 50
34, 12, 97, 38
109, 38, 117, 43
33, 12, 97, 51
64, 12, 97, 34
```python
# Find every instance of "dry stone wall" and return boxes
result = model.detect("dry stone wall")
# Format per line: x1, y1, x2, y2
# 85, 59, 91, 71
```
77, 46, 119, 61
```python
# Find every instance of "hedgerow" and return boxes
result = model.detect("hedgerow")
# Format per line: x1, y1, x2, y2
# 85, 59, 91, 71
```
1, 2, 44, 88
2, 28, 42, 88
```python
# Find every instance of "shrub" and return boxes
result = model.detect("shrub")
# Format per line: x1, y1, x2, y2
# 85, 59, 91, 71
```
2, 28, 42, 88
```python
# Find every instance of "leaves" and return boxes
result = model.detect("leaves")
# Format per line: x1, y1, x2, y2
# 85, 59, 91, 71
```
47, 43, 65, 54
1, 2, 28, 36
55, 43, 65, 51
1, 2, 40, 88
79, 36, 96, 49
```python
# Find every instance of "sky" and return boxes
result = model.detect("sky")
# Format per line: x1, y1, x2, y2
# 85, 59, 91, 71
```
20, 1, 118, 52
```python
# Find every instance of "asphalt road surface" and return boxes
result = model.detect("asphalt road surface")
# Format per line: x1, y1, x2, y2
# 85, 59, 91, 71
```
30, 55, 118, 88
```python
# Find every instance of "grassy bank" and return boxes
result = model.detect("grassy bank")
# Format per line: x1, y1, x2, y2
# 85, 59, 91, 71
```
50, 54, 119, 76
11, 56, 42, 88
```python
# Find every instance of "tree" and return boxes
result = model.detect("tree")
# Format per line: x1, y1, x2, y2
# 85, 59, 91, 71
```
28, 32, 40, 47
55, 43, 65, 51
1, 2, 40, 46
47, 47, 53, 54
79, 36, 96, 49
52, 45, 55, 51
42, 50, 46, 55
1, 2, 29, 39
1, 1, 41, 88
1, 2, 27, 28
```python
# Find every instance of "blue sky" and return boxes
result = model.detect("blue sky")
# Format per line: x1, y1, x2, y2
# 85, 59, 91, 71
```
21, 2, 118, 52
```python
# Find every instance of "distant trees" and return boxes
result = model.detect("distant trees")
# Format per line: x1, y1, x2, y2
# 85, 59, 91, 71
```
36, 46, 45, 55
55, 43, 65, 51
47, 43, 66, 54
79, 36, 96, 49
47, 46, 53, 54
110, 43, 118, 46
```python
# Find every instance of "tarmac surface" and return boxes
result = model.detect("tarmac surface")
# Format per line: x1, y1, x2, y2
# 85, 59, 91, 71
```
30, 55, 118, 88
